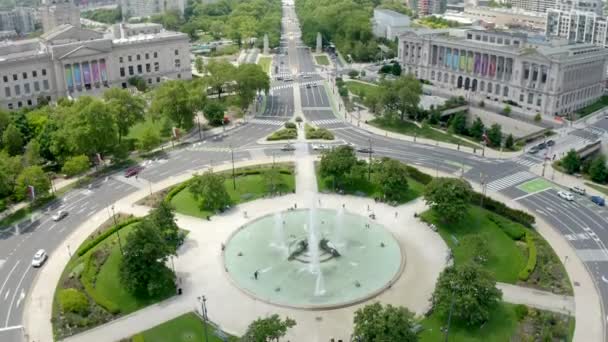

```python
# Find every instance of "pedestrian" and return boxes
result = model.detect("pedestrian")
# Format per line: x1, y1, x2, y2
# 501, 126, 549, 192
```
395, 211, 398, 218
294, 203, 298, 209
342, 203, 345, 208
367, 204, 370, 211
254, 270, 259, 280
244, 211, 248, 218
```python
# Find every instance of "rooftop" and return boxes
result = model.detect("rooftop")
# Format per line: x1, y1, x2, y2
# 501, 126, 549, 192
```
374, 8, 410, 19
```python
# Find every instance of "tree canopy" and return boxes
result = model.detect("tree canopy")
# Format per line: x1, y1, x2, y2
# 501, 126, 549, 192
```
353, 302, 418, 342
319, 145, 358, 188
188, 170, 232, 212
374, 158, 409, 202
243, 314, 296, 342
560, 149, 581, 174
423, 177, 472, 223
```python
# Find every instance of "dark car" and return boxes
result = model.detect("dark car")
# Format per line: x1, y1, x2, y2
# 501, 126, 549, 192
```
281, 144, 296, 151
125, 166, 144, 178
546, 140, 555, 147
591, 196, 605, 207
357, 147, 374, 153
527, 146, 540, 154
537, 142, 547, 149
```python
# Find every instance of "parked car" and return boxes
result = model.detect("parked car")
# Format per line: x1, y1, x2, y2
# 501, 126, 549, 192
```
31, 249, 48, 268
276, 76, 283, 81
591, 196, 605, 206
537, 142, 547, 149
52, 210, 68, 222
312, 144, 328, 151
527, 146, 540, 154
125, 166, 144, 178
281, 144, 296, 151
558, 191, 574, 201
357, 146, 374, 153
569, 186, 586, 195
546, 140, 555, 147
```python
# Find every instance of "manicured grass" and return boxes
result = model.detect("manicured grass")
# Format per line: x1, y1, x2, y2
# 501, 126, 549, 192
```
127, 117, 170, 142
171, 171, 296, 218
369, 118, 477, 148
133, 312, 238, 342
421, 206, 526, 283
586, 182, 608, 196
517, 178, 554, 193
576, 95, 608, 118
314, 55, 330, 65
420, 303, 519, 342
344, 80, 379, 99
257, 56, 272, 74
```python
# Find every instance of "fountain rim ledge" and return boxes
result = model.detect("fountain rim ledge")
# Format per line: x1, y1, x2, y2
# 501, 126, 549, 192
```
221, 207, 407, 311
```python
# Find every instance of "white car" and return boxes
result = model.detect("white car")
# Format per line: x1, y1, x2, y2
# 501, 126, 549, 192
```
558, 191, 574, 201
52, 210, 68, 221
312, 144, 328, 151
32, 249, 48, 267
569, 186, 586, 195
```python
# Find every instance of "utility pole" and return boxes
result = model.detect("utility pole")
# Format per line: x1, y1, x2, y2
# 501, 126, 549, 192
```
196, 115, 203, 141
230, 145, 236, 190
198, 296, 209, 342
368, 138, 372, 181
111, 205, 124, 256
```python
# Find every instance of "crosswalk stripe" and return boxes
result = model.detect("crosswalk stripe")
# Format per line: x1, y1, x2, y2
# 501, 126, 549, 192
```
311, 119, 343, 126
249, 119, 285, 126
486, 171, 537, 192
513, 157, 541, 167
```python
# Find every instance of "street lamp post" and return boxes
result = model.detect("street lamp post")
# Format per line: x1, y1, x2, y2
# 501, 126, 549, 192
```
111, 205, 124, 256
198, 295, 209, 342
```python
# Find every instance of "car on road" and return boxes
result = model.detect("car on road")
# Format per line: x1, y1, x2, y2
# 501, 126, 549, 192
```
281, 144, 296, 151
276, 76, 283, 81
357, 146, 374, 153
569, 186, 586, 195
31, 249, 48, 268
52, 210, 68, 221
558, 191, 574, 201
537, 142, 547, 150
312, 144, 328, 151
547, 140, 555, 147
591, 196, 605, 206
306, 84, 311, 89
125, 166, 144, 178
527, 146, 540, 154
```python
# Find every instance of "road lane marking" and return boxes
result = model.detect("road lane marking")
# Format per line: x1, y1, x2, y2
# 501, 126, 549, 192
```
15, 289, 25, 308
5, 266, 30, 326
0, 261, 20, 301
4, 289, 9, 300
0, 325, 22, 332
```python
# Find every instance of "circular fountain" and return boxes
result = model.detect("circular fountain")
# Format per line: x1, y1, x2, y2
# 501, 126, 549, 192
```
223, 208, 403, 309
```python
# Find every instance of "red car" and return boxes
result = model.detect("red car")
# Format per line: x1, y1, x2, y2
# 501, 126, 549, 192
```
125, 166, 144, 178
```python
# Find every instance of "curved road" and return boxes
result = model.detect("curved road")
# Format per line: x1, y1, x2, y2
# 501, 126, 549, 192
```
1, 1, 608, 341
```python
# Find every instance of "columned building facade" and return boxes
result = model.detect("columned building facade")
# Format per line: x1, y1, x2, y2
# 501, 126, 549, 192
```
398, 29, 608, 116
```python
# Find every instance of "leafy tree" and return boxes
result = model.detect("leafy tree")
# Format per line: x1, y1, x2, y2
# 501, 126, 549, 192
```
449, 113, 467, 135
138, 127, 161, 152
505, 134, 515, 150
262, 167, 282, 193
423, 178, 472, 223
589, 156, 608, 183
0, 152, 22, 197
15, 166, 50, 201
61, 155, 90, 177
469, 117, 485, 140
534, 113, 542, 122
0, 109, 9, 137
319, 145, 357, 189
203, 101, 225, 126
353, 302, 418, 342
127, 76, 147, 92
23, 139, 42, 166
428, 107, 441, 125
205, 59, 237, 100
150, 80, 197, 130
502, 105, 511, 116
431, 263, 502, 326
148, 201, 183, 254
195, 56, 204, 74
2, 124, 23, 156
365, 91, 382, 115
243, 314, 296, 342
487, 123, 502, 147
188, 170, 231, 212
391, 62, 402, 76
235, 63, 270, 109
103, 88, 145, 143
375, 158, 409, 202
381, 74, 422, 122
561, 149, 581, 174
120, 219, 175, 297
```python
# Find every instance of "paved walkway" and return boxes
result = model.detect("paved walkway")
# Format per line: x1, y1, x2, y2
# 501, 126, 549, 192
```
497, 282, 574, 315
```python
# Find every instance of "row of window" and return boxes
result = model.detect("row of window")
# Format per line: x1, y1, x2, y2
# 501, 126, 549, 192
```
119, 60, 180, 77
4, 79, 50, 97
118, 49, 180, 64
6, 96, 51, 110
2, 69, 47, 83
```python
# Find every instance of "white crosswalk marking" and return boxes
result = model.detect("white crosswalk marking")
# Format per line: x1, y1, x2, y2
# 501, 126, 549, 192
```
188, 144, 232, 152
486, 171, 537, 192
513, 156, 543, 167
585, 126, 605, 136
249, 119, 286, 126
311, 119, 343, 126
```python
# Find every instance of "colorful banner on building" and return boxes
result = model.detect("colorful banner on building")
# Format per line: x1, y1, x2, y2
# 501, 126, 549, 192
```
474, 54, 481, 73
73, 64, 81, 86
100, 59, 108, 82
91, 61, 100, 83
82, 62, 91, 85
460, 53, 466, 71
489, 56, 496, 77
467, 53, 473, 73
446, 50, 452, 69
65, 65, 73, 88
452, 52, 459, 70
482, 55, 488, 76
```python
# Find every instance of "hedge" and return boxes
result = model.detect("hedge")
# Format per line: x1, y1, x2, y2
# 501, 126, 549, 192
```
405, 165, 433, 185
163, 181, 190, 205
487, 214, 526, 240
59, 288, 89, 315
284, 122, 297, 129
470, 192, 535, 227
76, 217, 142, 257
80, 252, 121, 314
518, 233, 537, 281
267, 128, 297, 141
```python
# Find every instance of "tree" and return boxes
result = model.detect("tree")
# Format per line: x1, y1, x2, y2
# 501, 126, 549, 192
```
188, 170, 231, 212
120, 219, 175, 297
0, 109, 10, 137
487, 123, 502, 147
205, 59, 237, 100
353, 303, 418, 342
243, 314, 296, 342
561, 149, 581, 174
23, 139, 42, 166
423, 178, 472, 223
431, 263, 502, 326
61, 155, 90, 177
449, 113, 467, 135
534, 113, 542, 122
104, 88, 145, 143
235, 63, 270, 109
148, 201, 183, 254
319, 145, 358, 189
381, 74, 422, 122
150, 80, 197, 130
2, 124, 24, 156
375, 158, 409, 202
15, 166, 51, 201
203, 101, 225, 126
138, 127, 161, 152
504, 134, 515, 150
502, 105, 511, 116
195, 56, 204, 74
469, 117, 485, 140
392, 63, 402, 76
0, 152, 22, 197
262, 167, 282, 193
365, 91, 382, 115
589, 156, 608, 183
127, 76, 147, 92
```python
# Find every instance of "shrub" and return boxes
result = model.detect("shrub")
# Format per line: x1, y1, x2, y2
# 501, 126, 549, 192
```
479, 100, 485, 107
267, 128, 297, 141
305, 125, 334, 140
59, 288, 89, 315
534, 113, 542, 122
470, 192, 535, 227
295, 116, 303, 122
80, 253, 121, 314
0, 199, 6, 212
76, 217, 142, 257
348, 70, 359, 78
164, 182, 190, 204
405, 165, 433, 185
515, 304, 529, 321
518, 233, 537, 281
284, 122, 296, 129
487, 214, 526, 240
62, 155, 90, 177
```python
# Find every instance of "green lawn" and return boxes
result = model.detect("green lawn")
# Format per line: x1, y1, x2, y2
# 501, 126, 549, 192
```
420, 303, 518, 342
586, 182, 608, 196
517, 178, 554, 193
257, 56, 272, 74
314, 55, 330, 65
133, 312, 238, 342
421, 206, 526, 284
369, 118, 477, 148
344, 80, 379, 99
576, 95, 608, 118
171, 171, 295, 218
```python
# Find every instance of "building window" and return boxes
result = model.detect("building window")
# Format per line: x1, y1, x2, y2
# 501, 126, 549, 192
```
24, 83, 30, 94
175, 59, 180, 68
7, 103, 12, 110
5, 87, 10, 97
2, 76, 6, 82
43, 80, 49, 90
137, 65, 143, 74
27, 99, 32, 106
14, 85, 20, 96
32, 71, 37, 78
128, 66, 134, 75
145, 53, 149, 59
174, 49, 179, 56
154, 62, 159, 72
503, 86, 508, 96
519, 94, 524, 102
537, 98, 542, 106
527, 93, 533, 104
119, 56, 123, 63
154, 52, 158, 58
13, 74, 17, 81
128, 56, 132, 62
122, 82, 127, 88
137, 54, 141, 61
148, 78, 152, 84
17, 101, 22, 108
34, 81, 39, 92
532, 69, 538, 81
42, 69, 46, 76
156, 77, 160, 83
146, 64, 151, 72
120, 67, 125, 77
177, 73, 181, 79
22, 72, 27, 79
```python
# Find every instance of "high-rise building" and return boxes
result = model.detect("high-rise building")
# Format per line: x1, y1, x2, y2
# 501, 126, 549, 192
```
545, 9, 608, 48
0, 7, 36, 35
119, 0, 185, 18
41, 0, 81, 33
418, 0, 447, 15
509, 0, 555, 13
507, 0, 602, 14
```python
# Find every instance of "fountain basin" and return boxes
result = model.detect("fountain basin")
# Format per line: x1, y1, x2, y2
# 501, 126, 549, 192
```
223, 208, 403, 309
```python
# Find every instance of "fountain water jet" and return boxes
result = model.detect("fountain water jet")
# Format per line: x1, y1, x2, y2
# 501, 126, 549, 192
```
272, 212, 288, 257
333, 207, 345, 247
307, 202, 326, 296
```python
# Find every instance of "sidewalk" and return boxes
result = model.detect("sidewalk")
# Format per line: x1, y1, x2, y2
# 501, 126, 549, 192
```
497, 282, 574, 315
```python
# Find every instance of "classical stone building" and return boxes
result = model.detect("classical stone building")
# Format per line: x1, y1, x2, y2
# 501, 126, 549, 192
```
0, 23, 191, 110
398, 28, 608, 116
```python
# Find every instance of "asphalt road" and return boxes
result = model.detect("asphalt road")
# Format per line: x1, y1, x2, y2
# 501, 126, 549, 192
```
2, 2, 608, 342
